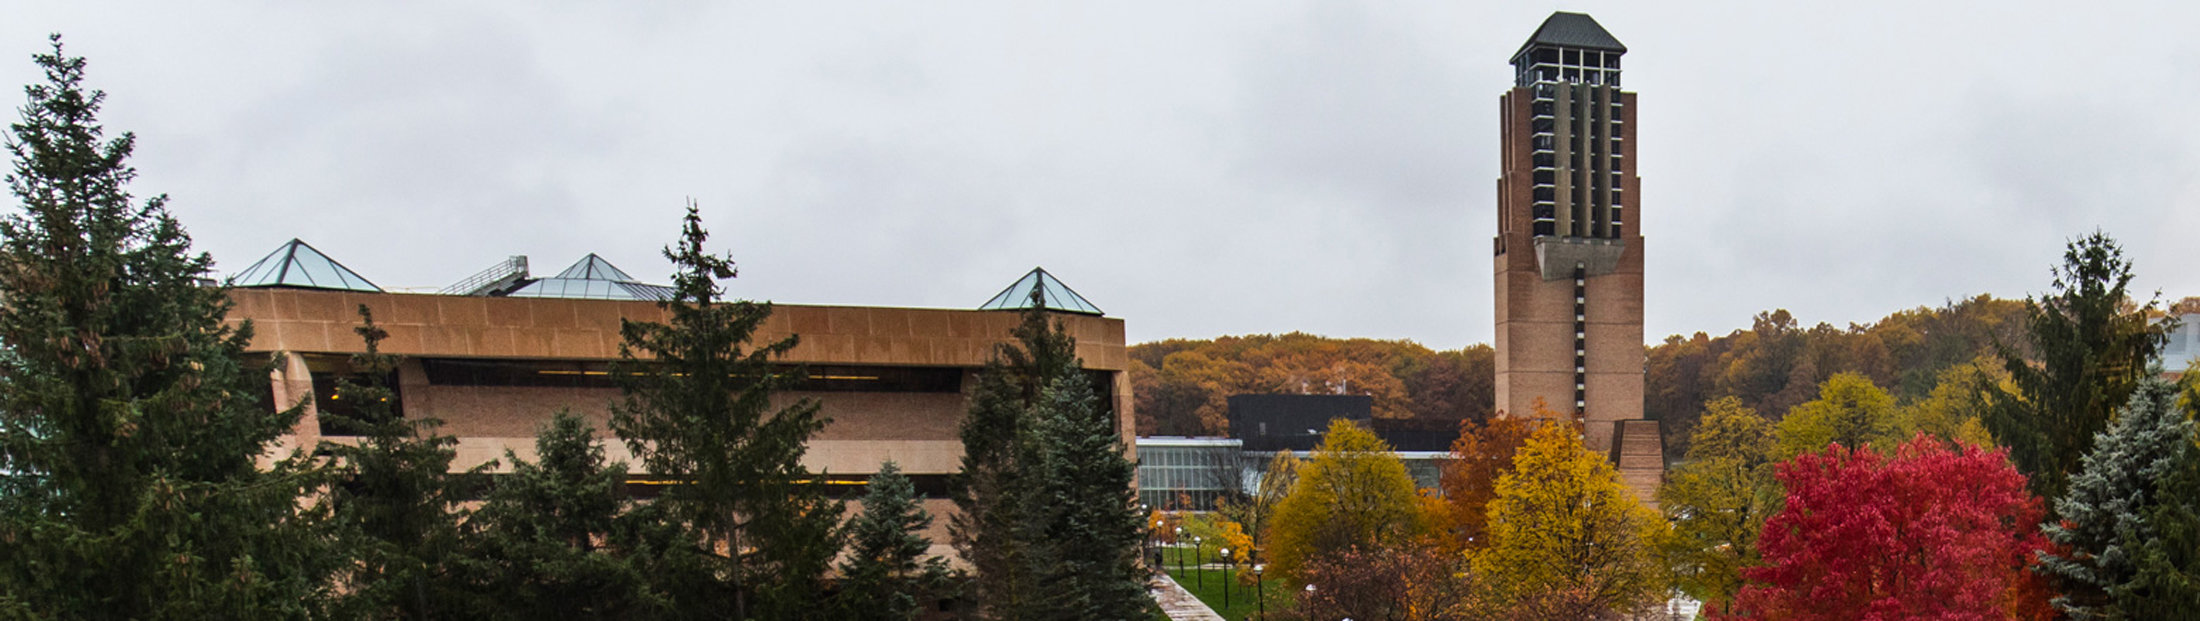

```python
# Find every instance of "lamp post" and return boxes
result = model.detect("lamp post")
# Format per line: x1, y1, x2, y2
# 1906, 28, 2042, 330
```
1174, 527, 1185, 578
1255, 564, 1266, 621
1304, 583, 1316, 621
1219, 547, 1231, 609
1193, 536, 1204, 590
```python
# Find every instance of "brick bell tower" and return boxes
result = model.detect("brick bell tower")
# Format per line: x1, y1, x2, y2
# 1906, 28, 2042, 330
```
1492, 12, 1662, 500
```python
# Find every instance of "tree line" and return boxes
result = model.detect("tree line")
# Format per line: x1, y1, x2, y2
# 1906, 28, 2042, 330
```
1135, 285, 2200, 467
1131, 334, 1495, 435
0, 38, 1150, 621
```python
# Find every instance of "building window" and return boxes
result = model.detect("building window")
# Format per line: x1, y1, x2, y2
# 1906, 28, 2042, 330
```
314, 372, 403, 436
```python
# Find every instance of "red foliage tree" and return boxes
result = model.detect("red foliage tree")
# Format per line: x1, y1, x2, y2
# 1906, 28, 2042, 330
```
1724, 434, 2053, 621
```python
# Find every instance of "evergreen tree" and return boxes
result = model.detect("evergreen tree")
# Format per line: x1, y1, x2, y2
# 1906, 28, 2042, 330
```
2038, 374, 2195, 619
322, 306, 482, 619
951, 289, 1152, 620
950, 288, 1075, 620
466, 410, 663, 620
2117, 428, 2200, 618
1024, 370, 1155, 620
1985, 232, 2169, 504
0, 36, 333, 619
608, 203, 843, 620
836, 461, 955, 621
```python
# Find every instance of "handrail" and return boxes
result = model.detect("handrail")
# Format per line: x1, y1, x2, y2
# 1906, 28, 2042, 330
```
440, 256, 529, 296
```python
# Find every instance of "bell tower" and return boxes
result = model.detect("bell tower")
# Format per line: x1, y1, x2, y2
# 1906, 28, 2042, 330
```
1492, 12, 1661, 500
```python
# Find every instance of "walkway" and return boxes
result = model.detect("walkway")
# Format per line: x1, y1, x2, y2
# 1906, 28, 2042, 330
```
1150, 572, 1225, 621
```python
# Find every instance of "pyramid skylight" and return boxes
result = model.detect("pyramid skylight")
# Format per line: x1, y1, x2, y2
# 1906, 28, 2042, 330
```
230, 239, 382, 292
979, 267, 1103, 315
504, 254, 674, 301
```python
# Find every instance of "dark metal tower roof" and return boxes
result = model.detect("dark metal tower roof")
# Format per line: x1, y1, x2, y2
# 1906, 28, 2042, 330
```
1515, 12, 1627, 57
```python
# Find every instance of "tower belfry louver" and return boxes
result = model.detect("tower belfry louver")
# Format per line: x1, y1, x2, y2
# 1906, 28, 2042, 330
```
1493, 12, 1662, 500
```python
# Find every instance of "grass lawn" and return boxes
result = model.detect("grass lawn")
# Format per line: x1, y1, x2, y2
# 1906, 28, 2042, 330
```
1164, 566, 1288, 621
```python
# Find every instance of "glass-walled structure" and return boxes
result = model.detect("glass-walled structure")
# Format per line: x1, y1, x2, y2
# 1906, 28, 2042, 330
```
1135, 437, 1244, 511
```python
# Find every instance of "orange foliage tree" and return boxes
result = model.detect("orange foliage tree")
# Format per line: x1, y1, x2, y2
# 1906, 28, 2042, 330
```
1435, 399, 1554, 551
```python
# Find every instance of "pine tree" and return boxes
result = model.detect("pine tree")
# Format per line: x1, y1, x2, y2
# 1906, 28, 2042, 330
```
466, 410, 663, 620
836, 461, 955, 621
2117, 429, 2200, 618
608, 203, 843, 620
951, 289, 1152, 620
1024, 370, 1155, 620
0, 36, 333, 619
2037, 374, 2195, 619
1985, 231, 2169, 505
950, 288, 1076, 620
322, 306, 482, 619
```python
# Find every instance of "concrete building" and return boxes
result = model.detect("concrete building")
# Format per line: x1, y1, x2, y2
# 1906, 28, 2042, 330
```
1492, 12, 1662, 500
226, 241, 1133, 558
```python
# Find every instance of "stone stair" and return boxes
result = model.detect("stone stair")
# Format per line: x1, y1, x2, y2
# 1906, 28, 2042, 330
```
1610, 419, 1664, 508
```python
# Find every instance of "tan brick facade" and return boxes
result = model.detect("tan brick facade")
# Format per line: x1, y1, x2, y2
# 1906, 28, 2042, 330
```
232, 289, 1134, 482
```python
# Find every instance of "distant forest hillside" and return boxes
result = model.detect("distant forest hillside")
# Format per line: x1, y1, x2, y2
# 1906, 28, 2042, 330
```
1129, 294, 2139, 459
1129, 333, 1495, 437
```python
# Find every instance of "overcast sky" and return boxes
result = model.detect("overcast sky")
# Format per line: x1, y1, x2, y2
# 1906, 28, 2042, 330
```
6, 2, 2197, 349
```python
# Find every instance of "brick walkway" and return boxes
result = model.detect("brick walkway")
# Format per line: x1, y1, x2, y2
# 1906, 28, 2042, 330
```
1150, 573, 1224, 621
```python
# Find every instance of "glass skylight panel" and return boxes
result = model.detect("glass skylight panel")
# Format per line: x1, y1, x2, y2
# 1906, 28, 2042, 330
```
552, 254, 639, 282
229, 239, 382, 292
978, 267, 1102, 315
497, 254, 675, 301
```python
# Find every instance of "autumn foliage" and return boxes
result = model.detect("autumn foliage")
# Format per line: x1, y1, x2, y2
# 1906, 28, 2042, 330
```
1435, 400, 1548, 550
1266, 419, 1430, 582
1130, 333, 1495, 435
1473, 421, 1668, 618
1725, 434, 2052, 621
1296, 542, 1475, 621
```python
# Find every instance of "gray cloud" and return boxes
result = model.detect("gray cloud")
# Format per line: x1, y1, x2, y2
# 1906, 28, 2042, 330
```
4, 1, 2196, 349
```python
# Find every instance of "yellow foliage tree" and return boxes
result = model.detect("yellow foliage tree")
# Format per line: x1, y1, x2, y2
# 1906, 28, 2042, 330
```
1893, 357, 2003, 447
1474, 421, 1669, 617
1266, 419, 1428, 583
1773, 372, 1899, 459
1437, 402, 1546, 552
1659, 397, 1779, 615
